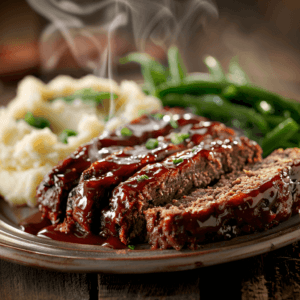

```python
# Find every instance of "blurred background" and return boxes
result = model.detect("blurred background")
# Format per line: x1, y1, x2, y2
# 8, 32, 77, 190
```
1, 0, 300, 104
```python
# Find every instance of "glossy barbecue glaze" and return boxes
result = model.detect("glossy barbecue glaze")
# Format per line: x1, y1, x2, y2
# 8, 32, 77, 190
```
61, 121, 235, 233
101, 137, 262, 245
145, 148, 300, 250
37, 108, 206, 223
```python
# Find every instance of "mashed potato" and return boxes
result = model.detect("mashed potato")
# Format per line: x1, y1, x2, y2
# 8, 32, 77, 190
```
0, 75, 162, 206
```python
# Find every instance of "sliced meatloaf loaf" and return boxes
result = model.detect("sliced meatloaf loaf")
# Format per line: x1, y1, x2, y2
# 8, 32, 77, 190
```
100, 137, 262, 245
59, 120, 235, 233
36, 108, 206, 223
145, 148, 300, 250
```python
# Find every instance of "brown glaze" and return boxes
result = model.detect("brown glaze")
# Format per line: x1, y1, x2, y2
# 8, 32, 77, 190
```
37, 108, 206, 224
101, 137, 262, 245
62, 121, 235, 234
20, 211, 52, 235
145, 148, 300, 250
35, 225, 127, 249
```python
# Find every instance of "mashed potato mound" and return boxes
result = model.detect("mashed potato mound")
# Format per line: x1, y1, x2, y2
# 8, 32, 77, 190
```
0, 75, 162, 206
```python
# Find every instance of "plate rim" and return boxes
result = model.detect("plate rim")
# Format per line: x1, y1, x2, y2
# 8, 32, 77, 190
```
1, 203, 300, 273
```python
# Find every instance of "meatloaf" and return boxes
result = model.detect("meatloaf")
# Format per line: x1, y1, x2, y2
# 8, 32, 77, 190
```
36, 108, 206, 223
144, 148, 300, 250
59, 119, 236, 234
100, 136, 262, 245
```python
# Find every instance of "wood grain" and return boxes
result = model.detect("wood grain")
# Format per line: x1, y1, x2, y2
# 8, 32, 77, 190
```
0, 259, 96, 300
2, 242, 300, 300
98, 269, 200, 299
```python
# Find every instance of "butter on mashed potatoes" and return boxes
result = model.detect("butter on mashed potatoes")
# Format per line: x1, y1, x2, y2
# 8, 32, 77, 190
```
0, 75, 162, 206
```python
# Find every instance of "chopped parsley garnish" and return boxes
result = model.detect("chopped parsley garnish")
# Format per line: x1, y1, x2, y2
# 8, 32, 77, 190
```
145, 138, 159, 150
138, 109, 149, 117
137, 175, 149, 182
128, 245, 135, 250
59, 129, 78, 144
24, 112, 50, 129
170, 119, 178, 129
58, 88, 117, 105
153, 113, 164, 120
173, 158, 183, 164
120, 127, 133, 136
171, 133, 190, 145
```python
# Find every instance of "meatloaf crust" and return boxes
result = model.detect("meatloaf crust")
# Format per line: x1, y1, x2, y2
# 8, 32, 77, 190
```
36, 108, 206, 223
100, 137, 262, 245
57, 119, 236, 234
145, 148, 300, 250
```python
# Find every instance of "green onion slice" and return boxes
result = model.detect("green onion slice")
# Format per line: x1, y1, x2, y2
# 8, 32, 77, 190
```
24, 112, 50, 129
145, 138, 159, 150
173, 158, 183, 164
120, 127, 133, 137
59, 129, 78, 144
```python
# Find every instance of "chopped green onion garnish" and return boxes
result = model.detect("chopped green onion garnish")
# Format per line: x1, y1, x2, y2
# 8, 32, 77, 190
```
171, 133, 190, 145
170, 119, 178, 129
58, 88, 117, 105
153, 113, 164, 120
145, 138, 159, 150
120, 127, 133, 137
24, 112, 50, 129
128, 245, 135, 250
59, 129, 78, 144
138, 109, 149, 117
173, 158, 183, 164
137, 175, 149, 182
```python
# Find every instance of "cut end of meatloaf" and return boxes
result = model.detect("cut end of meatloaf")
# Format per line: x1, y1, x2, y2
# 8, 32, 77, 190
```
100, 136, 262, 245
36, 108, 206, 223
145, 148, 300, 250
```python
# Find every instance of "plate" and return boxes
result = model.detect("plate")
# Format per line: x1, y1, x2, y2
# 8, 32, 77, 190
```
1, 198, 300, 273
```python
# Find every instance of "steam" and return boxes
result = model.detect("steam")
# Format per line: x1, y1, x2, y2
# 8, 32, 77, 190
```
27, 0, 217, 122
27, 0, 218, 76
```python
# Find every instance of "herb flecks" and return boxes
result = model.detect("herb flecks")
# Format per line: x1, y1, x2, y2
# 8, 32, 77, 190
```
24, 112, 50, 129
120, 127, 133, 137
137, 175, 149, 182
171, 133, 190, 145
170, 119, 178, 129
128, 245, 135, 250
173, 158, 183, 164
145, 138, 159, 150
153, 113, 164, 120
59, 129, 78, 144
57, 88, 117, 105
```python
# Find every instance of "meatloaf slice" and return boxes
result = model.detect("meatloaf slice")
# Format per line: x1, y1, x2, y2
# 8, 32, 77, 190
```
36, 108, 205, 223
59, 120, 236, 234
100, 137, 262, 245
145, 148, 300, 250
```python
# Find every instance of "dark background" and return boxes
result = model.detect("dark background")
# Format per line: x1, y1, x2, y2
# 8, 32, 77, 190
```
1, 0, 300, 101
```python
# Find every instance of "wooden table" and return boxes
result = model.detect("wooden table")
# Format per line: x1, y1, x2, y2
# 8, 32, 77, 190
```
1, 241, 300, 299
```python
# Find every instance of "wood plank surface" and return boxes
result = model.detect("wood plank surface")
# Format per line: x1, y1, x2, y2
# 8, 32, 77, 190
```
2, 242, 300, 299
0, 259, 96, 300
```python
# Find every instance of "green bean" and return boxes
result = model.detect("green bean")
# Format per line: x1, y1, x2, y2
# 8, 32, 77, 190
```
262, 118, 299, 156
167, 46, 187, 84
263, 115, 286, 128
162, 94, 269, 134
224, 85, 300, 120
120, 53, 167, 95
157, 80, 227, 98
227, 58, 250, 86
281, 141, 299, 149
204, 56, 227, 82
